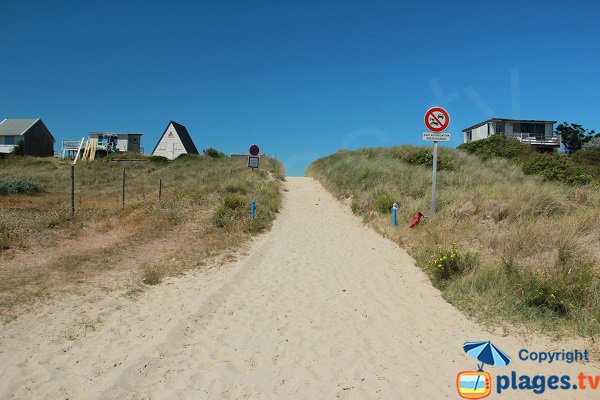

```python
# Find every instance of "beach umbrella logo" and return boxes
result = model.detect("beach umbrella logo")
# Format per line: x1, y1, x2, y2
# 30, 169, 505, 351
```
456, 341, 511, 399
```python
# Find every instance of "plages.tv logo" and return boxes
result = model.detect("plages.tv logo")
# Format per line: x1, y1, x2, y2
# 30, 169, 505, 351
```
457, 341, 511, 399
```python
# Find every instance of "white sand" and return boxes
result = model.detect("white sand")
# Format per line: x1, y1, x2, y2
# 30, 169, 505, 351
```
0, 177, 597, 399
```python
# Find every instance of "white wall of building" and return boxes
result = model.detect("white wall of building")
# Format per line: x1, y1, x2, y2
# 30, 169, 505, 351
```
473, 124, 488, 141
152, 123, 187, 160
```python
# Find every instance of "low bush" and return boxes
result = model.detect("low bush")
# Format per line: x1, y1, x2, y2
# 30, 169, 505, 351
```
212, 194, 247, 227
10, 140, 24, 156
402, 149, 454, 171
522, 154, 592, 185
0, 179, 42, 195
458, 134, 535, 160
350, 198, 360, 214
223, 183, 248, 195
373, 192, 395, 214
142, 268, 162, 285
428, 244, 477, 282
149, 155, 169, 163
203, 148, 226, 158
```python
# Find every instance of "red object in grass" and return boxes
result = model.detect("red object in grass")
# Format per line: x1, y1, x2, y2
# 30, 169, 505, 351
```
409, 212, 424, 229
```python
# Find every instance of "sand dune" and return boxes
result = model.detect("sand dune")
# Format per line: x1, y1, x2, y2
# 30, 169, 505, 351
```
0, 177, 597, 399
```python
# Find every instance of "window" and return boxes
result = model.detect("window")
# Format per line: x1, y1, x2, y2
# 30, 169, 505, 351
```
513, 122, 520, 133
5, 136, 15, 145
466, 131, 472, 142
496, 122, 505, 134
534, 124, 545, 135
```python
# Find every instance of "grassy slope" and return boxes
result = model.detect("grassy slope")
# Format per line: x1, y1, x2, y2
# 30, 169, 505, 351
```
308, 146, 600, 337
0, 154, 284, 321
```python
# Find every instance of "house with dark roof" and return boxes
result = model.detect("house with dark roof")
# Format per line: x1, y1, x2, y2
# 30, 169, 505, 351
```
0, 119, 55, 156
462, 118, 560, 150
151, 121, 199, 160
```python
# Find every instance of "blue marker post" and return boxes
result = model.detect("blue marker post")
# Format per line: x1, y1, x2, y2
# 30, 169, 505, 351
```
392, 202, 398, 227
251, 199, 255, 221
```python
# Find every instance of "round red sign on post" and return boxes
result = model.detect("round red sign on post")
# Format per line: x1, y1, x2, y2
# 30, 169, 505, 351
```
424, 107, 450, 133
249, 144, 260, 156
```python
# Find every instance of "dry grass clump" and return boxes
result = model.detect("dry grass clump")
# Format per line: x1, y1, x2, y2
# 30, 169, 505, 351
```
0, 154, 284, 320
308, 146, 600, 337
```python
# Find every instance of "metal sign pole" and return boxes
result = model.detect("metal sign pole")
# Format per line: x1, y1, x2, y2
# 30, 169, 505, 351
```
431, 140, 438, 213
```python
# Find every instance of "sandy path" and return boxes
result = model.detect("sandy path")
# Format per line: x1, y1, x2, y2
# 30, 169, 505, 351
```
0, 177, 597, 399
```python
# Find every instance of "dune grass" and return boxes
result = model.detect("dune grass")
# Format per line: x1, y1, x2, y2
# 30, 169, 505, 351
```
308, 146, 600, 337
0, 154, 283, 320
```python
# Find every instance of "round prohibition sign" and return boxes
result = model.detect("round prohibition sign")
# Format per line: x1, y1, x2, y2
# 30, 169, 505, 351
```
249, 144, 260, 156
424, 107, 450, 133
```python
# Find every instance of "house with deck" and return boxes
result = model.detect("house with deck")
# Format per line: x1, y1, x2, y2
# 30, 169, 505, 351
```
87, 132, 143, 154
462, 119, 561, 150
61, 132, 143, 160
0, 119, 55, 156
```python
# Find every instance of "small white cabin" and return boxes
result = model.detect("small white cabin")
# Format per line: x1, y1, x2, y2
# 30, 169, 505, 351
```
151, 121, 199, 160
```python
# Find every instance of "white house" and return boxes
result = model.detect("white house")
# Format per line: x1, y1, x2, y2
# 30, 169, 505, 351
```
462, 118, 560, 149
151, 121, 199, 160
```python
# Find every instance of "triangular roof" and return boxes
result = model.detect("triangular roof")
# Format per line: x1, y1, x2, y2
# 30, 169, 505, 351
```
0, 119, 40, 136
152, 121, 199, 154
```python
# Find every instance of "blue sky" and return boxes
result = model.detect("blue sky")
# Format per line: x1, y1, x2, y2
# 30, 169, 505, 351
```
2, 1, 599, 175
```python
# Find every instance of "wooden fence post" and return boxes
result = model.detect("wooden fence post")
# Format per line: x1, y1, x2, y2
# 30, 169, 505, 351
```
70, 165, 75, 215
122, 168, 126, 208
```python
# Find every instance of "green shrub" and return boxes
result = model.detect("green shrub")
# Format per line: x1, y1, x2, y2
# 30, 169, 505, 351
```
148, 155, 169, 164
351, 198, 360, 214
522, 154, 592, 185
223, 183, 248, 195
203, 148, 226, 158
0, 179, 42, 195
10, 140, 24, 156
174, 153, 195, 161
212, 194, 247, 227
403, 149, 454, 171
428, 244, 477, 282
458, 135, 535, 160
223, 194, 245, 210
143, 268, 162, 285
373, 192, 395, 214
572, 147, 600, 181
523, 281, 568, 316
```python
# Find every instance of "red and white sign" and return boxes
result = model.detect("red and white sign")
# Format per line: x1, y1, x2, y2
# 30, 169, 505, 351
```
424, 107, 450, 133
249, 144, 260, 156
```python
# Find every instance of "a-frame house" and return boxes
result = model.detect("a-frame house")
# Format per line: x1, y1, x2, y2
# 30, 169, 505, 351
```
151, 121, 199, 160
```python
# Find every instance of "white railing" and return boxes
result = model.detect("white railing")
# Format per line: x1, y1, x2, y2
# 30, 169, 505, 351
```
0, 144, 15, 154
505, 133, 561, 147
61, 140, 82, 149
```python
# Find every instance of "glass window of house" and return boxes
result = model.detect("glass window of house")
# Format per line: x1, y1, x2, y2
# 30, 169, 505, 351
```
535, 124, 545, 135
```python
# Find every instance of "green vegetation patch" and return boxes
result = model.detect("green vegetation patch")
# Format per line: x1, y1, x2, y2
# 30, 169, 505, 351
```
459, 135, 596, 185
0, 179, 42, 195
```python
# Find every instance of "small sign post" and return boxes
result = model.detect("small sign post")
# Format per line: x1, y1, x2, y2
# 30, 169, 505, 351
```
423, 107, 451, 213
248, 144, 260, 170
